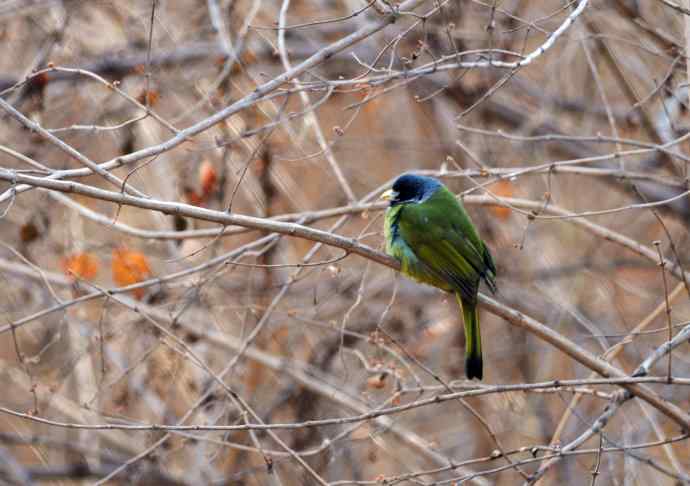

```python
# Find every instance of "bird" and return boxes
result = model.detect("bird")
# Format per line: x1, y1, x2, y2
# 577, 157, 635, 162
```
380, 173, 496, 380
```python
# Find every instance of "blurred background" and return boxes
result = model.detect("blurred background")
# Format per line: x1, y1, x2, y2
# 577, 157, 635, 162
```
1, 0, 690, 484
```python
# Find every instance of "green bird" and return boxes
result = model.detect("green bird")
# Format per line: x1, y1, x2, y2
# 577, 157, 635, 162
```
381, 174, 497, 380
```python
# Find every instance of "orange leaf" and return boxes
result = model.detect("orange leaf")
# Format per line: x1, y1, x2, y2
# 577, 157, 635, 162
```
490, 180, 513, 220
112, 248, 151, 299
184, 188, 203, 206
199, 160, 217, 197
136, 88, 160, 107
61, 252, 100, 281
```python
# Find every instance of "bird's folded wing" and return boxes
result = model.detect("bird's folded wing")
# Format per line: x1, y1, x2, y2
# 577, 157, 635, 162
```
397, 209, 484, 301
412, 239, 480, 302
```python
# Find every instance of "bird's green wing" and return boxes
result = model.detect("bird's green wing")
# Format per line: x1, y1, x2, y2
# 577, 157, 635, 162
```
396, 186, 494, 301
385, 204, 451, 291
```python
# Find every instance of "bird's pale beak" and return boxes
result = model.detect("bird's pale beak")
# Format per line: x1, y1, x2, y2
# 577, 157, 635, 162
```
380, 189, 397, 201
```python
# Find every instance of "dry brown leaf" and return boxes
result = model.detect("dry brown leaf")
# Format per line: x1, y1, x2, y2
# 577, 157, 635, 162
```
19, 221, 40, 243
366, 373, 387, 390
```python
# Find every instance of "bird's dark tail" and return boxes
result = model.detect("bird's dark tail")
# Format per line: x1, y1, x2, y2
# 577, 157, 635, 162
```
457, 294, 483, 380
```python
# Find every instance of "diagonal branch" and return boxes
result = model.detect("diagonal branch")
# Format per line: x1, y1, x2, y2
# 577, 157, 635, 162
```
1, 169, 689, 430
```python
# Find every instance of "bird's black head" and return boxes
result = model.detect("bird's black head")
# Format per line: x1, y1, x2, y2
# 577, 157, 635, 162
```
384, 174, 442, 205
